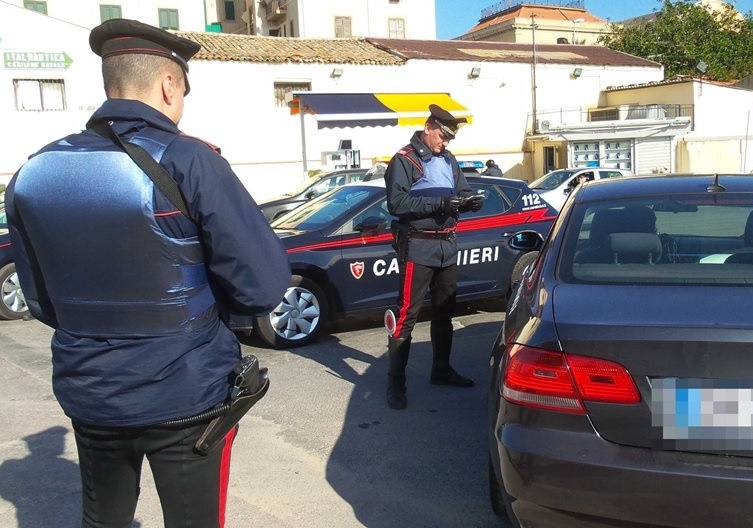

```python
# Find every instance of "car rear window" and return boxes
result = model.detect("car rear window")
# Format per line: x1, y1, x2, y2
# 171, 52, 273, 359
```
559, 194, 753, 286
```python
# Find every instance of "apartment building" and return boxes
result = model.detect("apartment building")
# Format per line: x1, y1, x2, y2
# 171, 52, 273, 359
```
5, 0, 434, 38
246, 0, 435, 39
6, 0, 212, 32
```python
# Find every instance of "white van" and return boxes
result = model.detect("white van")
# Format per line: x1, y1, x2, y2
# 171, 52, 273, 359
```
529, 167, 630, 210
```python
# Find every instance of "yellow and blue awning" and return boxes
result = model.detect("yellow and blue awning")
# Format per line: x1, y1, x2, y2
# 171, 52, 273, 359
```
291, 92, 472, 129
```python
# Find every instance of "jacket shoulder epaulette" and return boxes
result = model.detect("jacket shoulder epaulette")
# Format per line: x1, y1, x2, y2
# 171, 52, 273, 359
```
179, 132, 222, 154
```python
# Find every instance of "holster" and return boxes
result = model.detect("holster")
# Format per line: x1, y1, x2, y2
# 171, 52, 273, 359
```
391, 220, 410, 263
194, 355, 270, 455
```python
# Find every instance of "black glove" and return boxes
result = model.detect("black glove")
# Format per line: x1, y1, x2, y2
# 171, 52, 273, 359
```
441, 196, 462, 215
459, 194, 485, 213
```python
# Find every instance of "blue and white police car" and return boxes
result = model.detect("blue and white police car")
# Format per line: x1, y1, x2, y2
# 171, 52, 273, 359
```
241, 175, 558, 349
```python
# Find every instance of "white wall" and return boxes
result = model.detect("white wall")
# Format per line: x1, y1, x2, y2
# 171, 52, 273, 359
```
0, 4, 104, 181
691, 82, 753, 137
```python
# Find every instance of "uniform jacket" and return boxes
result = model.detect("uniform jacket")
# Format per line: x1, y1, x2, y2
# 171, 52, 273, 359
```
482, 164, 503, 177
385, 130, 472, 267
6, 99, 291, 427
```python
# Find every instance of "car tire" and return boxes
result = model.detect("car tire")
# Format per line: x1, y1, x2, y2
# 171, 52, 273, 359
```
510, 251, 539, 288
0, 262, 29, 320
254, 275, 328, 349
488, 456, 520, 527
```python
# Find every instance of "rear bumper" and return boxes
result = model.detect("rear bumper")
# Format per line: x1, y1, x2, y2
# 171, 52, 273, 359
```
495, 420, 753, 528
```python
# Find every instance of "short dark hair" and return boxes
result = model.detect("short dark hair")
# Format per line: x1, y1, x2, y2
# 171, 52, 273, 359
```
102, 53, 183, 97
486, 159, 495, 167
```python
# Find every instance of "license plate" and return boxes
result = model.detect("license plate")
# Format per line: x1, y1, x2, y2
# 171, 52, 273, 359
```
651, 378, 753, 451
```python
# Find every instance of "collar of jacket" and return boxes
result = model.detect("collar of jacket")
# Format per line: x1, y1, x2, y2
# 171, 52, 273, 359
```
85, 98, 181, 137
408, 130, 455, 163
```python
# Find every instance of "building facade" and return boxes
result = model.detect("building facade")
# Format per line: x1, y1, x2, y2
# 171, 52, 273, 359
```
4, 0, 435, 38
246, 0, 436, 39
457, 1, 611, 45
1, 1, 666, 200
5, 0, 212, 31
527, 76, 753, 177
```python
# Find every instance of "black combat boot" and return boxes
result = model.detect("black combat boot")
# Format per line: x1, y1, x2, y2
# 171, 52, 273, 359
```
429, 324, 474, 388
387, 337, 411, 410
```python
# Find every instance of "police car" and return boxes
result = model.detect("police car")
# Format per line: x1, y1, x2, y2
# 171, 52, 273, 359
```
243, 175, 557, 349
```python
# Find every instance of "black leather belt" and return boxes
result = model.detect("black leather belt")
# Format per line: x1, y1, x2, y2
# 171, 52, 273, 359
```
410, 228, 456, 240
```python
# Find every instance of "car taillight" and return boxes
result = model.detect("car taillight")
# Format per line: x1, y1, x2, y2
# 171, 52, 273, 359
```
502, 344, 640, 414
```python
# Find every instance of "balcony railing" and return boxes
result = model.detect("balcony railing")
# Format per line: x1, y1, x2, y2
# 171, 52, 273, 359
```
531, 104, 694, 133
265, 0, 287, 22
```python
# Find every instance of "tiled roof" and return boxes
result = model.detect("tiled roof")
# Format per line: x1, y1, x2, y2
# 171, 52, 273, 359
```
464, 4, 606, 36
177, 32, 405, 65
173, 31, 658, 69
605, 75, 739, 91
367, 38, 659, 68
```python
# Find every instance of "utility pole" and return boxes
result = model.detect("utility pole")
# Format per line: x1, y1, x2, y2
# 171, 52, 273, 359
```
531, 14, 538, 133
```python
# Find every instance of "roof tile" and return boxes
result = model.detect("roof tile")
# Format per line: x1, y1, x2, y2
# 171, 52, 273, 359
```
177, 32, 405, 65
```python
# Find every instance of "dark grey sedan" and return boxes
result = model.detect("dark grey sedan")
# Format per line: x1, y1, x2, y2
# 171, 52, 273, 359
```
488, 174, 753, 528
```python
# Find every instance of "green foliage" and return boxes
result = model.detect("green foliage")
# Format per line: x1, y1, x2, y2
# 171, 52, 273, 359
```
598, 0, 753, 81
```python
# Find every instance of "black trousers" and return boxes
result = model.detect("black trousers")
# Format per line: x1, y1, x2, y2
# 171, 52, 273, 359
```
393, 260, 457, 364
73, 420, 237, 528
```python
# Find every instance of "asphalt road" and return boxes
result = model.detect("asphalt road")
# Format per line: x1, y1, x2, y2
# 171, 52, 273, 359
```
0, 301, 506, 527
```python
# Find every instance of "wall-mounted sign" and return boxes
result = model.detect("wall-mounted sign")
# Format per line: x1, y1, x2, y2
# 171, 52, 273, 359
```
3, 51, 73, 69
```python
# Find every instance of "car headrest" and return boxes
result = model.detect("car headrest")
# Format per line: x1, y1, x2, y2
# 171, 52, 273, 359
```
609, 232, 662, 264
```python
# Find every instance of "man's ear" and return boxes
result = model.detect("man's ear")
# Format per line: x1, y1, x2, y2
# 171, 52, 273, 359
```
161, 72, 179, 102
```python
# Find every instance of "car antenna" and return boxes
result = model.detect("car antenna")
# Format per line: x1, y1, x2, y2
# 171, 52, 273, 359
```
706, 173, 726, 192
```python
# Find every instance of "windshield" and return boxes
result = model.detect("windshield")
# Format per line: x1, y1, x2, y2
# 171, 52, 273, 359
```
286, 177, 319, 197
530, 169, 578, 191
272, 185, 378, 231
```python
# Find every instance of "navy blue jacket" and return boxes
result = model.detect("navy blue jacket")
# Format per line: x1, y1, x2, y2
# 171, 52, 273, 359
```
6, 99, 291, 427
385, 130, 472, 267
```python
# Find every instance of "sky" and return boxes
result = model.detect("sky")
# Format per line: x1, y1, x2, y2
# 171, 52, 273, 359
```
435, 0, 753, 39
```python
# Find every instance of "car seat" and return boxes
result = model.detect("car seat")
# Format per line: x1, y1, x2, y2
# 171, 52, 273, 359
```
576, 206, 658, 264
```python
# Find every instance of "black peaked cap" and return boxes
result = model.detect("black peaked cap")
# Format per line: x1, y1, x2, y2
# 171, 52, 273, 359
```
90, 18, 200, 74
428, 103, 467, 139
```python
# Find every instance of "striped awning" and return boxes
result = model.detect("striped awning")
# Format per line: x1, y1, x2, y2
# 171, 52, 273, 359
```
291, 92, 473, 129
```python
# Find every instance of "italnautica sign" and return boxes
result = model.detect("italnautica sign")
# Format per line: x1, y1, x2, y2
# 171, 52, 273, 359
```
3, 51, 73, 69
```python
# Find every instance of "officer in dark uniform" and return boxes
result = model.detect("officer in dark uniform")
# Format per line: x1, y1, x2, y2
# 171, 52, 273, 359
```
6, 19, 290, 528
384, 104, 484, 410
482, 159, 503, 177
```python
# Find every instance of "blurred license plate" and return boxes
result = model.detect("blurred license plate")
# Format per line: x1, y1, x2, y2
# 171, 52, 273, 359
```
651, 378, 753, 451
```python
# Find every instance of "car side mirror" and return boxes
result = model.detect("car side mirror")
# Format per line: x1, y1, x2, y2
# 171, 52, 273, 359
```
356, 216, 388, 232
305, 191, 316, 199
508, 230, 544, 251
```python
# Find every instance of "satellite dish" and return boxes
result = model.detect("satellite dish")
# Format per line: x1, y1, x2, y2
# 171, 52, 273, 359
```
241, 11, 250, 23
540, 120, 550, 131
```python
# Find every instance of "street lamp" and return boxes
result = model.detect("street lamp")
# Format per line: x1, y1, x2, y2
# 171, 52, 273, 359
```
571, 17, 584, 44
